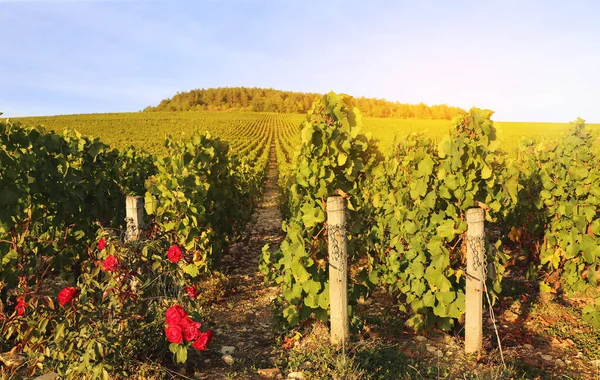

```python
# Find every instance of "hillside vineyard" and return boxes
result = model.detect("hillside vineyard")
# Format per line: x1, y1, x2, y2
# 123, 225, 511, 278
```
2, 94, 599, 377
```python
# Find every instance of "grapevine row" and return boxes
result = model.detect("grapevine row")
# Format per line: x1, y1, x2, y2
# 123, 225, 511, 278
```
261, 92, 600, 332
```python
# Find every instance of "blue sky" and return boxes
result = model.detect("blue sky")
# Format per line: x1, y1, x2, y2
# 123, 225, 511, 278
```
1, 0, 598, 121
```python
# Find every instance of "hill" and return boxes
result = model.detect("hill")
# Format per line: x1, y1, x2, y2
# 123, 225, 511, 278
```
144, 87, 465, 120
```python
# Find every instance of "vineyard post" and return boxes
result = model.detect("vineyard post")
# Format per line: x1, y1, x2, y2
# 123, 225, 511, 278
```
326, 195, 349, 345
465, 207, 485, 353
125, 196, 144, 242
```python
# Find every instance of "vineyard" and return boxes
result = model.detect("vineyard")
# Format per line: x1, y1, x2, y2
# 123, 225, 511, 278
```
12, 112, 303, 155
2, 94, 600, 379
13, 112, 600, 155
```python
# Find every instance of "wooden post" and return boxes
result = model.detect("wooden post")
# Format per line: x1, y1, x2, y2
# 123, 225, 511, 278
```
327, 196, 349, 345
465, 207, 485, 353
125, 196, 144, 242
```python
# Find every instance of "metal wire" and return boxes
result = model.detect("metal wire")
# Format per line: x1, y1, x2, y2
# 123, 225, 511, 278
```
466, 233, 506, 368
327, 223, 347, 273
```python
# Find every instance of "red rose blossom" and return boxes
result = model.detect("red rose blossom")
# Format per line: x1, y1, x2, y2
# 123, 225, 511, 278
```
102, 255, 118, 272
167, 245, 183, 263
57, 287, 78, 306
98, 238, 107, 252
185, 285, 198, 299
180, 317, 202, 341
164, 305, 209, 347
165, 304, 188, 325
192, 330, 213, 351
15, 297, 27, 316
165, 325, 183, 344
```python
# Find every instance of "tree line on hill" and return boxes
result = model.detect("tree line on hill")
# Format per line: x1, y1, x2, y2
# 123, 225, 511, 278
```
144, 87, 465, 120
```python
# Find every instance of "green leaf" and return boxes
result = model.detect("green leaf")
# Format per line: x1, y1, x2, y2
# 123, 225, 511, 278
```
481, 163, 492, 179
301, 125, 314, 144
1, 249, 18, 265
584, 246, 600, 264
372, 193, 381, 208
437, 137, 450, 159
283, 283, 303, 302
435, 290, 456, 305
436, 219, 456, 240
539, 282, 553, 293
283, 305, 300, 326
417, 156, 435, 178
300, 202, 325, 228
304, 294, 318, 308
144, 193, 157, 215
404, 221, 417, 235
302, 280, 322, 295
317, 289, 329, 310
409, 179, 428, 200
445, 176, 458, 191
448, 292, 466, 318
591, 220, 600, 235
337, 152, 348, 166
422, 291, 435, 307
291, 261, 311, 283
183, 264, 200, 278
176, 346, 188, 363
410, 261, 425, 278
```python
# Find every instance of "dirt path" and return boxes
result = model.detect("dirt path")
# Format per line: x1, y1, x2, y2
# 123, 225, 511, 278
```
198, 143, 283, 379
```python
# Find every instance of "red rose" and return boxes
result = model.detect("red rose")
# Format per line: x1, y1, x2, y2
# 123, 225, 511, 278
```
180, 317, 202, 341
167, 245, 183, 263
102, 255, 118, 272
57, 287, 78, 306
185, 286, 198, 299
192, 330, 213, 351
98, 238, 107, 252
165, 325, 183, 344
165, 305, 187, 325
15, 297, 27, 316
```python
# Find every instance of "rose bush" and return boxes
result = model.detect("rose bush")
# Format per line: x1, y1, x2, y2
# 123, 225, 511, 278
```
1, 232, 214, 378
0, 122, 156, 311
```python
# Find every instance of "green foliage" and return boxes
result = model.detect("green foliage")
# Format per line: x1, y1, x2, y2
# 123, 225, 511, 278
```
366, 108, 519, 330
261, 92, 383, 327
144, 132, 266, 271
1, 232, 207, 378
145, 133, 233, 270
0, 121, 154, 295
274, 116, 303, 220
15, 110, 599, 160
512, 119, 600, 325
